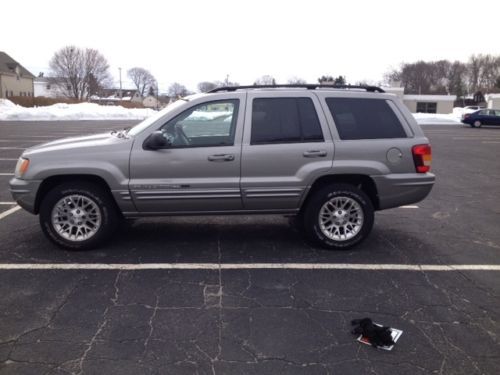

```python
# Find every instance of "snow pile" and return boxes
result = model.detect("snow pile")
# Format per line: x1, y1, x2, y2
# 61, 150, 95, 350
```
0, 99, 156, 121
412, 112, 462, 125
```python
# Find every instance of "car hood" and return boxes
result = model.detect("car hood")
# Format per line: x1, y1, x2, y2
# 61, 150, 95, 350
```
24, 132, 131, 156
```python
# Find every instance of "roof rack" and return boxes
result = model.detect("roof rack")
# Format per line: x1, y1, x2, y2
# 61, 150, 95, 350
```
209, 84, 385, 93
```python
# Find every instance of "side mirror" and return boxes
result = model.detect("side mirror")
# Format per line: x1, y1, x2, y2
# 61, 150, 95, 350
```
143, 131, 170, 150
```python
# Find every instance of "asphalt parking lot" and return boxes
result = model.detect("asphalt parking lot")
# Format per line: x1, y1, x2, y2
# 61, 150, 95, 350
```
0, 120, 499, 374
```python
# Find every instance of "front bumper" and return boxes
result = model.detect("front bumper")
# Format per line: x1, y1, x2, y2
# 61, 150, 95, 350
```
9, 178, 42, 214
372, 173, 435, 210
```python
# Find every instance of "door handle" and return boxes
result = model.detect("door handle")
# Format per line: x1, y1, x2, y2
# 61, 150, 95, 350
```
208, 154, 235, 162
303, 150, 327, 158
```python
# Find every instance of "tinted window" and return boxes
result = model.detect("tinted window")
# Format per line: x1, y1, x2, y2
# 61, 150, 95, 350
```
251, 98, 323, 144
326, 98, 406, 140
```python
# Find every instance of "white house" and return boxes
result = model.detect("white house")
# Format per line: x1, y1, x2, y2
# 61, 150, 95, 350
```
34, 77, 65, 98
486, 94, 500, 109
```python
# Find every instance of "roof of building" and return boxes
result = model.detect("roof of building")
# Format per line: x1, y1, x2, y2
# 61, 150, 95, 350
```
403, 94, 457, 102
0, 51, 35, 78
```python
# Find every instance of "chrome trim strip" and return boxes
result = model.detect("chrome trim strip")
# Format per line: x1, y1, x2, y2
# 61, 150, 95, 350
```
244, 188, 303, 194
135, 194, 241, 200
134, 189, 240, 196
245, 193, 301, 198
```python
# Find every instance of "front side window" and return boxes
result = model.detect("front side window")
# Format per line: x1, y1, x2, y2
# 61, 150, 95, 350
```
250, 97, 323, 145
326, 98, 407, 140
161, 100, 239, 148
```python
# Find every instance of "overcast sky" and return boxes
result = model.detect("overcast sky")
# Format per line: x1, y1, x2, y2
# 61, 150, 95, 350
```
3, 0, 499, 92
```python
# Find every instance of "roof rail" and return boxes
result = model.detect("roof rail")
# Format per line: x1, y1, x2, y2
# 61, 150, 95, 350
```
209, 84, 385, 93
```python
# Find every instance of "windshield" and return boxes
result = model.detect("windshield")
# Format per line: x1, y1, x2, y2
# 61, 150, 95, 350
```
127, 100, 188, 136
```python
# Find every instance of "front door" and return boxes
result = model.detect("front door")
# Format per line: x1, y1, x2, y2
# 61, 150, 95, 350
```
129, 97, 245, 213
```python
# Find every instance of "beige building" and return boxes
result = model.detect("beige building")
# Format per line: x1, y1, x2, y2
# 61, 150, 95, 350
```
0, 52, 35, 98
403, 95, 456, 114
384, 87, 456, 114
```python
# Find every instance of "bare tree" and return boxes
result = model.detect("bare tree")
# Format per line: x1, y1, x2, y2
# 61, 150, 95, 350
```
254, 75, 276, 85
127, 67, 157, 97
167, 82, 189, 98
197, 81, 218, 93
318, 75, 334, 84
287, 76, 307, 84
447, 61, 467, 98
467, 54, 500, 92
214, 79, 239, 87
49, 46, 111, 100
387, 55, 500, 96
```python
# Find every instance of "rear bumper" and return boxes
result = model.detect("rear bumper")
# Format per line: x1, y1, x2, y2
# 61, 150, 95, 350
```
372, 173, 435, 210
9, 178, 42, 214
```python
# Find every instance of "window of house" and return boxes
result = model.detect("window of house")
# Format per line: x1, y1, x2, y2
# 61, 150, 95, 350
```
326, 98, 407, 140
160, 99, 239, 148
250, 98, 324, 145
416, 102, 437, 113
5, 91, 8, 97
46, 84, 51, 90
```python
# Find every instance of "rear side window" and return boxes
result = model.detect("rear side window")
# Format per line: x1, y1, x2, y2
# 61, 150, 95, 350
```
326, 98, 407, 140
251, 98, 323, 145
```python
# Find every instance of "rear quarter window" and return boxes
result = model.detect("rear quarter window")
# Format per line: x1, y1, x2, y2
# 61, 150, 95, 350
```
326, 98, 407, 140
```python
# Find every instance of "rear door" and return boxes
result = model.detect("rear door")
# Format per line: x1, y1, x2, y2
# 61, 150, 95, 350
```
129, 94, 245, 213
240, 92, 334, 210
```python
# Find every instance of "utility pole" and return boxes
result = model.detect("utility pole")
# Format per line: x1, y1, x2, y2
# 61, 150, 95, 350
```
119, 67, 123, 100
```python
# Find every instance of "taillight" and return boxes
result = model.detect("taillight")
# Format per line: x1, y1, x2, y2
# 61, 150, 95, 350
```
412, 144, 432, 173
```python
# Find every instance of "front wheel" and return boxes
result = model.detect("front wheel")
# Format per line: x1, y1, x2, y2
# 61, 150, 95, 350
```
473, 120, 482, 128
39, 182, 119, 250
303, 184, 374, 250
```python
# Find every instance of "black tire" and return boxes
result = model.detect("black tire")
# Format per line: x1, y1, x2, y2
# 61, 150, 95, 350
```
303, 184, 374, 250
39, 181, 119, 250
473, 120, 482, 128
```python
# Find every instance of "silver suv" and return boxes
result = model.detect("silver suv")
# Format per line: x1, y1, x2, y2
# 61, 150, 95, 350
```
10, 85, 435, 250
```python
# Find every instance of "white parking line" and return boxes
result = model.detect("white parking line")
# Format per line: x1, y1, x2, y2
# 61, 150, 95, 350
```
0, 202, 16, 205
0, 263, 499, 271
0, 158, 18, 161
0, 147, 25, 150
0, 173, 14, 176
0, 206, 21, 220
482, 141, 500, 144
400, 205, 419, 209
0, 140, 41, 143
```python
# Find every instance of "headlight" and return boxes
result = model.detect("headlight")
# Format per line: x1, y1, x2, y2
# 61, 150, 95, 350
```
14, 157, 30, 179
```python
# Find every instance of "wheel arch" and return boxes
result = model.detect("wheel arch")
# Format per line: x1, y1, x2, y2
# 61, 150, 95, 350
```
301, 174, 379, 211
34, 174, 119, 215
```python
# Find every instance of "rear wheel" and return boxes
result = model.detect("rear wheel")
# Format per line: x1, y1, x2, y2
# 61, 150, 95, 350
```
303, 184, 374, 250
473, 120, 482, 128
39, 182, 119, 250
